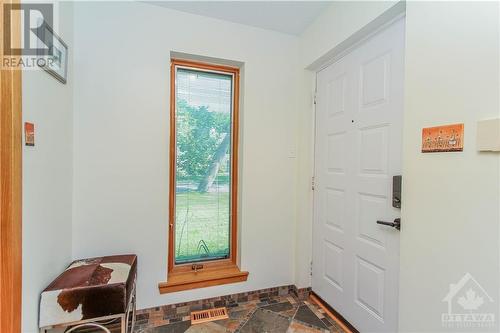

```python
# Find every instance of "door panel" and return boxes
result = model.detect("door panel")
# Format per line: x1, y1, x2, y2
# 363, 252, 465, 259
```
355, 256, 385, 319
313, 18, 405, 332
360, 53, 389, 107
324, 240, 344, 290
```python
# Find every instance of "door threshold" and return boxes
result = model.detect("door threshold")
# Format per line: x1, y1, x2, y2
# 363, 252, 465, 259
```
309, 293, 359, 333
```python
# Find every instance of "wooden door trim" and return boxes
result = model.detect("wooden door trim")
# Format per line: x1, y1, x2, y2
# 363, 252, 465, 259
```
0, 0, 23, 331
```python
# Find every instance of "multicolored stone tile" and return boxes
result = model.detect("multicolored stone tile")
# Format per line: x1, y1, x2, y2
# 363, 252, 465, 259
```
238, 308, 291, 333
143, 320, 191, 333
64, 286, 346, 333
293, 305, 329, 330
52, 285, 332, 333
287, 320, 329, 333
135, 294, 346, 333
184, 322, 228, 333
213, 308, 253, 332
261, 301, 294, 313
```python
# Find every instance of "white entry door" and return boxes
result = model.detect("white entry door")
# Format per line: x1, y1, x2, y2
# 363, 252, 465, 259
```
312, 18, 405, 333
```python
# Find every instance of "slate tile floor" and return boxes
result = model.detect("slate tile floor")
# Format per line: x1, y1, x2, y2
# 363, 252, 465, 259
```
137, 296, 346, 333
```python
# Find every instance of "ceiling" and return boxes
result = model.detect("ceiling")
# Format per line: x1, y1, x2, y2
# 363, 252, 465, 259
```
145, 1, 331, 35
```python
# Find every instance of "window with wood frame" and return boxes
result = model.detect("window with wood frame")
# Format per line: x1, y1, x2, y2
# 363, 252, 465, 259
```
159, 59, 248, 294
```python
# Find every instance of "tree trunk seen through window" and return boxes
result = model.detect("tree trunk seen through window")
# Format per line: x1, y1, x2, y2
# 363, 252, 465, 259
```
197, 134, 230, 192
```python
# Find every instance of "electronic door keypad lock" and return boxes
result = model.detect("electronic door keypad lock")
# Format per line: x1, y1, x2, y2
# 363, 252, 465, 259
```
393, 175, 402, 208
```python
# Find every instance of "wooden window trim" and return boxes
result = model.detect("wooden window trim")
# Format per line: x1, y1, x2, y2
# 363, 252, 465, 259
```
0, 0, 23, 331
159, 58, 247, 294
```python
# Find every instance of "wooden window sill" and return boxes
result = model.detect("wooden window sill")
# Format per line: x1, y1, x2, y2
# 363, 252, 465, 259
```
158, 265, 249, 294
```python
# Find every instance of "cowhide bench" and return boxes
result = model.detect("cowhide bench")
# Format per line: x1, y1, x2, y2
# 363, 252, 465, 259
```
39, 254, 137, 333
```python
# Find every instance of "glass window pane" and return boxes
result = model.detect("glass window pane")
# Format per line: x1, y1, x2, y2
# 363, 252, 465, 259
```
174, 67, 233, 264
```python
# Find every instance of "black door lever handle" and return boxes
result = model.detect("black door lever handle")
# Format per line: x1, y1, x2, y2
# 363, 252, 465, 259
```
376, 218, 401, 231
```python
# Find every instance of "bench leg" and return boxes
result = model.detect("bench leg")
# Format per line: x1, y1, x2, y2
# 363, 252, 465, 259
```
125, 283, 137, 333
131, 291, 136, 333
121, 313, 127, 333
126, 295, 136, 333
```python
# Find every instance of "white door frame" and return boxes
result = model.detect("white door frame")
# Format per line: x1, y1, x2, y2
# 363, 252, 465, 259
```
307, 1, 407, 73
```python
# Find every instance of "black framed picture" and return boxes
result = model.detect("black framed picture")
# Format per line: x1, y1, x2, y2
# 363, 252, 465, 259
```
37, 24, 68, 84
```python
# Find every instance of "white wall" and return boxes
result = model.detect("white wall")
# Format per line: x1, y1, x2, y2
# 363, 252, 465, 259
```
22, 2, 74, 332
399, 2, 499, 331
294, 69, 315, 288
298, 1, 500, 332
72, 2, 300, 310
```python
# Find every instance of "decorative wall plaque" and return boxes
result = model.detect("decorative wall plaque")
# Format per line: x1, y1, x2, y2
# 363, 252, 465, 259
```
422, 123, 464, 153
25, 122, 35, 146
